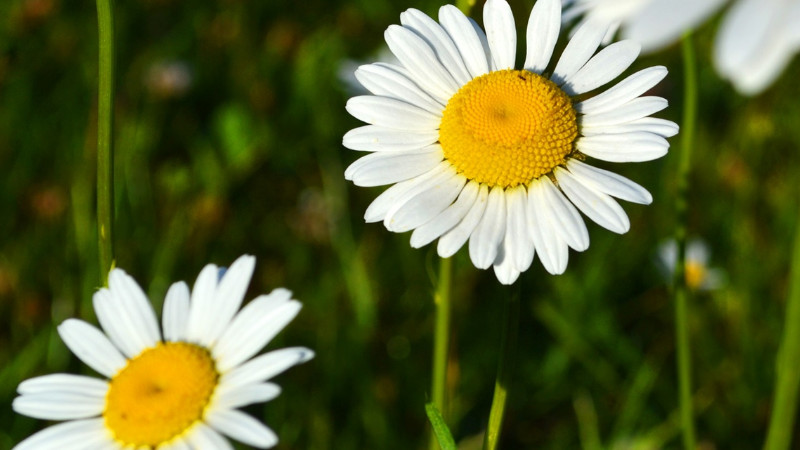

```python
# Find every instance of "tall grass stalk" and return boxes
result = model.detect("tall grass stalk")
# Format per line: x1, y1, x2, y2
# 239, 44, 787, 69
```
763, 208, 800, 450
429, 256, 453, 450
673, 32, 697, 450
95, 0, 116, 282
482, 285, 520, 450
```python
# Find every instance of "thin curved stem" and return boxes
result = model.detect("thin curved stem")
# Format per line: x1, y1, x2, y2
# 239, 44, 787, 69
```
96, 0, 115, 283
482, 285, 520, 450
673, 32, 697, 450
763, 206, 800, 450
429, 256, 453, 450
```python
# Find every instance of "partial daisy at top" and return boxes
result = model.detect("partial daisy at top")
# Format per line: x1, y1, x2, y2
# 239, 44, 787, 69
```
563, 0, 800, 94
343, 0, 676, 284
12, 255, 313, 449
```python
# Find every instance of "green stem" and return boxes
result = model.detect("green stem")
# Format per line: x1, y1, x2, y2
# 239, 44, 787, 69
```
429, 256, 453, 450
673, 33, 697, 450
763, 208, 800, 450
482, 285, 520, 450
96, 0, 115, 283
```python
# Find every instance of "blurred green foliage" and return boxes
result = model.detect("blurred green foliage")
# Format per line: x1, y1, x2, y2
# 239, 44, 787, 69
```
1, 0, 800, 448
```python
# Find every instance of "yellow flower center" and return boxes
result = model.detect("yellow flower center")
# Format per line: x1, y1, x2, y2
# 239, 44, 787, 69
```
439, 69, 578, 188
104, 342, 219, 446
685, 261, 707, 291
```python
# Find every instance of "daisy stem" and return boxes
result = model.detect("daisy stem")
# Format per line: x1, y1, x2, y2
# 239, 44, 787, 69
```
95, 0, 116, 283
482, 284, 520, 450
673, 32, 697, 450
763, 207, 800, 450
430, 256, 452, 450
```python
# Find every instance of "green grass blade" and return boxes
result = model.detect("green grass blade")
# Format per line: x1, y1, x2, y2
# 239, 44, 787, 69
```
425, 402, 456, 450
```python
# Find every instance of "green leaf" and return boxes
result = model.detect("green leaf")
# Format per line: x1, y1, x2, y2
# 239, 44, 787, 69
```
425, 403, 456, 450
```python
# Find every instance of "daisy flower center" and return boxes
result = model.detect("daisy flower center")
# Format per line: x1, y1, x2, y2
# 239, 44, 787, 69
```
439, 69, 578, 188
103, 342, 219, 446
685, 261, 707, 290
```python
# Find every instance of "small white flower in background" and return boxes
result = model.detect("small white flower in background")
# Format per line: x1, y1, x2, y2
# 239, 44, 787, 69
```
563, 0, 800, 95
145, 60, 193, 99
12, 255, 313, 449
658, 239, 726, 291
344, 0, 676, 284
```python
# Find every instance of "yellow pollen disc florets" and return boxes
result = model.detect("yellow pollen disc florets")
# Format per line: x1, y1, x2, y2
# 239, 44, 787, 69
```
685, 261, 707, 291
104, 342, 219, 446
439, 69, 578, 188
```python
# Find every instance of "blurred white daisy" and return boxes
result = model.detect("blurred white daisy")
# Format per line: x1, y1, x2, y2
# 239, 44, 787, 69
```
12, 255, 313, 449
344, 0, 675, 284
658, 238, 726, 291
563, 0, 800, 95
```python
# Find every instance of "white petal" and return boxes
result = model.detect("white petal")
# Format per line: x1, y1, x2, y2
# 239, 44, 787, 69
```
624, 0, 726, 54
185, 263, 220, 346
364, 161, 450, 223
57, 319, 126, 378
788, 2, 800, 44
13, 392, 104, 420
206, 409, 278, 449
17, 374, 108, 397
527, 182, 568, 274
92, 289, 140, 358
552, 16, 608, 85
345, 146, 444, 187
437, 183, 489, 257
346, 95, 441, 131
400, 9, 472, 85
714, 0, 796, 95
13, 419, 112, 450
162, 281, 191, 342
185, 423, 235, 450
410, 180, 480, 248
555, 167, 630, 234
212, 288, 296, 372
384, 169, 465, 232
576, 66, 668, 115
581, 117, 679, 138
538, 177, 589, 251
484, 0, 517, 70
213, 382, 282, 410
492, 235, 522, 285
107, 269, 161, 351
439, 5, 490, 78
468, 186, 506, 270
355, 63, 444, 114
505, 185, 534, 272
469, 17, 494, 72
204, 255, 256, 348
343, 125, 439, 152
581, 96, 668, 128
161, 438, 191, 450
576, 132, 669, 162
385, 24, 460, 102
566, 160, 652, 204
724, 38, 796, 95
687, 239, 712, 265
563, 40, 641, 95
524, 0, 561, 74
221, 347, 315, 388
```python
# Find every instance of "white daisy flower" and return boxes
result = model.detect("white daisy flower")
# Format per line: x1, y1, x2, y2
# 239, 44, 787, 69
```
563, 0, 800, 95
343, 0, 675, 284
658, 238, 726, 291
12, 255, 313, 449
